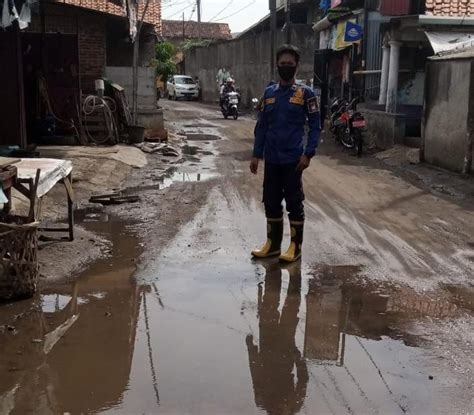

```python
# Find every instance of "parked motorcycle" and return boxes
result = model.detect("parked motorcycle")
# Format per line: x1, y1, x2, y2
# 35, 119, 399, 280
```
252, 97, 260, 120
329, 97, 366, 157
222, 91, 240, 120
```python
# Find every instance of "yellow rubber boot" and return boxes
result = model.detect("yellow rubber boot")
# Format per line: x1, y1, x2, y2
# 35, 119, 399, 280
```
251, 218, 283, 258
279, 221, 304, 263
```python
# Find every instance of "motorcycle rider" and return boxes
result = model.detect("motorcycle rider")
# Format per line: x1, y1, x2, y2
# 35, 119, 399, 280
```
220, 77, 236, 111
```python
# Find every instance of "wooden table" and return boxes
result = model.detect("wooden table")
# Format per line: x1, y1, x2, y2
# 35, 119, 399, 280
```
0, 164, 18, 214
0, 157, 75, 241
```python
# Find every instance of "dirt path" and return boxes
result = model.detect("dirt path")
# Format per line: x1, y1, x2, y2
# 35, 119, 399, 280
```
0, 101, 473, 415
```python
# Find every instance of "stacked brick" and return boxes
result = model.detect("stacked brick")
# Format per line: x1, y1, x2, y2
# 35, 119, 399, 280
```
425, 0, 474, 17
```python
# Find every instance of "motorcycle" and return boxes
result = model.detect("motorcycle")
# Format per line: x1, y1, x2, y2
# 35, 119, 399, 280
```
329, 97, 366, 157
222, 91, 240, 120
251, 97, 260, 120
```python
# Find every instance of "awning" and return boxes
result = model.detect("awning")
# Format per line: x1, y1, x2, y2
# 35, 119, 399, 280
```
313, 16, 333, 33
312, 9, 354, 33
425, 31, 474, 55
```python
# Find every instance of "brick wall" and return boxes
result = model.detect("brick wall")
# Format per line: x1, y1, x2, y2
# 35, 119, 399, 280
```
27, 4, 106, 92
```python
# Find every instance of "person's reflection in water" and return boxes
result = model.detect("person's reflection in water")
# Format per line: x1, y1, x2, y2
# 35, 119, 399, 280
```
246, 262, 308, 415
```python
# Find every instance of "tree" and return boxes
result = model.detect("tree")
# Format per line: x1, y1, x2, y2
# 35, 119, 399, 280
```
153, 42, 177, 81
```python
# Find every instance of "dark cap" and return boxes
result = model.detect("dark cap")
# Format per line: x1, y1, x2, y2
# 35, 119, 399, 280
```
276, 44, 301, 64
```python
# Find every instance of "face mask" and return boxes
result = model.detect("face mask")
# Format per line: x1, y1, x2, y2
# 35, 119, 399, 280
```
278, 65, 297, 82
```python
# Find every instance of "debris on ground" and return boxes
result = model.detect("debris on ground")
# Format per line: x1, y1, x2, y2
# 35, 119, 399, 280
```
407, 148, 421, 165
145, 128, 169, 142
89, 192, 140, 205
135, 142, 181, 157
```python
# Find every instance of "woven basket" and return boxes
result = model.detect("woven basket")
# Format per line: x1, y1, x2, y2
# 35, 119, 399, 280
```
0, 219, 39, 301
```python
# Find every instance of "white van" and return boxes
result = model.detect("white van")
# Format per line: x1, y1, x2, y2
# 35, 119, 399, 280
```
167, 75, 199, 101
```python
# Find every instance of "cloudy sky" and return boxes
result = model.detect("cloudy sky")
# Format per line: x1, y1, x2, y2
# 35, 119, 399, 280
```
162, 0, 271, 33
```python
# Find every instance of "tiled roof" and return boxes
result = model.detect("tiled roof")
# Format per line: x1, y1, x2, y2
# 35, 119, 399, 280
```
60, 0, 162, 33
162, 20, 232, 40
425, 0, 474, 17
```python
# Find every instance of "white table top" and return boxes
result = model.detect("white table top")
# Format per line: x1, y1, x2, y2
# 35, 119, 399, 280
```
0, 157, 73, 198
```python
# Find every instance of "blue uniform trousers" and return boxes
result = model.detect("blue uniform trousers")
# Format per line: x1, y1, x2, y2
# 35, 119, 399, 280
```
263, 162, 305, 222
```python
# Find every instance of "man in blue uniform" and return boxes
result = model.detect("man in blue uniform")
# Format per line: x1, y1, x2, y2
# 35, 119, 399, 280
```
250, 45, 321, 263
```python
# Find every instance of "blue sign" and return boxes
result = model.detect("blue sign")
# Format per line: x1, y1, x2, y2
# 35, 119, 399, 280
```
344, 21, 363, 42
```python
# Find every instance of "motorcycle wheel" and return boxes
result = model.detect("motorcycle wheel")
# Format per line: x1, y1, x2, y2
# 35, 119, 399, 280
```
354, 130, 363, 157
340, 128, 356, 149
233, 111, 239, 120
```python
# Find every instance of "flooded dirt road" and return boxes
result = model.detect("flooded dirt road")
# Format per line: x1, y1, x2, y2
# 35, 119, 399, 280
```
1, 101, 473, 414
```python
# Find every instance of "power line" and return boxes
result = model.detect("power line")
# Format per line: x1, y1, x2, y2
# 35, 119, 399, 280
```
166, 2, 194, 19
214, 0, 257, 22
162, 0, 188, 7
162, 0, 189, 5
209, 0, 235, 22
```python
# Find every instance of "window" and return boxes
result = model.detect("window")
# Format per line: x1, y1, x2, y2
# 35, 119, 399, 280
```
175, 76, 195, 85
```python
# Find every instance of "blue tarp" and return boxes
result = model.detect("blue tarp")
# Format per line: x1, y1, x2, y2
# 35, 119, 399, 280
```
320, 0, 331, 14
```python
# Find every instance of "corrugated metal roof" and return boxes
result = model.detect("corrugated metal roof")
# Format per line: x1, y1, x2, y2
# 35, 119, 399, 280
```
430, 48, 474, 60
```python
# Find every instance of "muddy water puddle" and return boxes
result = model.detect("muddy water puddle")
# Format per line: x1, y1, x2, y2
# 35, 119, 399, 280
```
0, 212, 472, 414
0, 207, 472, 415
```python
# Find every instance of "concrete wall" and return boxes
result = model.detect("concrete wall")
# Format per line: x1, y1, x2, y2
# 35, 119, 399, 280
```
105, 67, 157, 111
362, 109, 406, 150
423, 59, 473, 173
185, 25, 318, 106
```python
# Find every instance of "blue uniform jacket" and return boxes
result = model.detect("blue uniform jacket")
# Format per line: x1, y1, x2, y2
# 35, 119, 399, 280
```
253, 83, 321, 165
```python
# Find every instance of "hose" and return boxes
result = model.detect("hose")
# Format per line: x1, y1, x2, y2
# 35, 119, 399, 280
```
38, 76, 80, 141
82, 95, 118, 145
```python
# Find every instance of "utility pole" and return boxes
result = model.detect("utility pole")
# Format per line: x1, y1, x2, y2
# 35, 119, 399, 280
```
197, 0, 202, 39
182, 12, 185, 40
269, 0, 277, 80
132, 0, 152, 124
286, 0, 291, 44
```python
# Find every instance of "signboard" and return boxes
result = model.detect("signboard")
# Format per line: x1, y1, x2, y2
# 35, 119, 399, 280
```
344, 21, 363, 42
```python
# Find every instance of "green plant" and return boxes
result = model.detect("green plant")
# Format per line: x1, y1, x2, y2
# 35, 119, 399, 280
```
181, 39, 213, 52
153, 42, 177, 80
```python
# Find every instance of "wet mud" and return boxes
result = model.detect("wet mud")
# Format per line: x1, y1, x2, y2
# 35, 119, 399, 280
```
0, 101, 473, 414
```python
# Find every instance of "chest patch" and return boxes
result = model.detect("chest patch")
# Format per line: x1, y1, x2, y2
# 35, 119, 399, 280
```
289, 87, 305, 105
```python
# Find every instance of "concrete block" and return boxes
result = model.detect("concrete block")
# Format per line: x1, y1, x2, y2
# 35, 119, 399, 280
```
407, 148, 421, 164
137, 109, 164, 130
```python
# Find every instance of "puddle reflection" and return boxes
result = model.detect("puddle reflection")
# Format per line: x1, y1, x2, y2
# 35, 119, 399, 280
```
0, 214, 144, 414
247, 262, 308, 415
246, 261, 462, 414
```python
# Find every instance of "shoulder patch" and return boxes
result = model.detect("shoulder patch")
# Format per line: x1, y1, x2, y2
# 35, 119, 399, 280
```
307, 97, 319, 114
265, 97, 276, 105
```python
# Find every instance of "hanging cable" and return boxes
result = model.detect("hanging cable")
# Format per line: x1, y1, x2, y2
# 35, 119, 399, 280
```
166, 1, 194, 19
214, 0, 257, 22
209, 0, 235, 22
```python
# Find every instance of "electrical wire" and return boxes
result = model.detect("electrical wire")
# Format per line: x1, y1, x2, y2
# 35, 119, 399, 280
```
214, 0, 257, 22
162, 0, 190, 7
165, 1, 194, 19
209, 0, 235, 22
